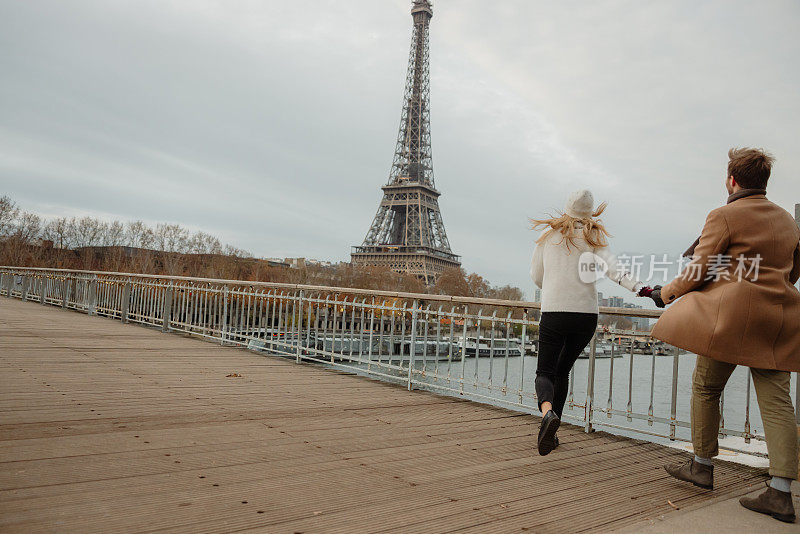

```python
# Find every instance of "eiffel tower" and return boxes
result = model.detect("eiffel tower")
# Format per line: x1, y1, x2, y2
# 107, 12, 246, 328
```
351, 0, 460, 285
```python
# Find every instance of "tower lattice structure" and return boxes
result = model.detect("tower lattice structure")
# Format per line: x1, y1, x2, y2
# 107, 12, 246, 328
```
351, 0, 460, 285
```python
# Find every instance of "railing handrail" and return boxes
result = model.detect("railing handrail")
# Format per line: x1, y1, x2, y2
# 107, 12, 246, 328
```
3, 264, 788, 458
0, 266, 664, 319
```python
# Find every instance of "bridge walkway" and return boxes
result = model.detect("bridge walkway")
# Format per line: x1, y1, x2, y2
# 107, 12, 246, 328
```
0, 298, 777, 533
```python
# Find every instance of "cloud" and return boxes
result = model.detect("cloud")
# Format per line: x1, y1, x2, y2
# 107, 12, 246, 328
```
1, 0, 798, 300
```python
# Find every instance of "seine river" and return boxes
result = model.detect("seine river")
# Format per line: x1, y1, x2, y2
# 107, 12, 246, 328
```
347, 351, 797, 465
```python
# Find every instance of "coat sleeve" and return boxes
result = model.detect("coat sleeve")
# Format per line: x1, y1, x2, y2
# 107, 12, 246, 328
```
661, 209, 730, 304
594, 247, 643, 294
530, 242, 544, 289
790, 238, 800, 285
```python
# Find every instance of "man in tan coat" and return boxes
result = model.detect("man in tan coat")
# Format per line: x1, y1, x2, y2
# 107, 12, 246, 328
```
650, 148, 799, 523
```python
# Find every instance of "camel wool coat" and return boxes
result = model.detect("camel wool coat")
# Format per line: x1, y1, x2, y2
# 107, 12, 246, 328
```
651, 193, 800, 372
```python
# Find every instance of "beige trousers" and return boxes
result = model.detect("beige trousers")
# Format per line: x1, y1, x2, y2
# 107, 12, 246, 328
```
692, 355, 799, 479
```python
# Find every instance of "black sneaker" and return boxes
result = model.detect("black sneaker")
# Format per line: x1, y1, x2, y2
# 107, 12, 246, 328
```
538, 411, 560, 456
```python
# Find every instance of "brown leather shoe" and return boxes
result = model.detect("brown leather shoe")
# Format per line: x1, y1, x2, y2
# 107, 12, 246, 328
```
739, 485, 796, 523
664, 458, 713, 489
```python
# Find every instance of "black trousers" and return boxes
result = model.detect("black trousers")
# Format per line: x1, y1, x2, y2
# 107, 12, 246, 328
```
535, 312, 598, 417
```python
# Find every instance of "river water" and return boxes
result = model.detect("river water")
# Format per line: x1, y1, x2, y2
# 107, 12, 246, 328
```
347, 351, 798, 465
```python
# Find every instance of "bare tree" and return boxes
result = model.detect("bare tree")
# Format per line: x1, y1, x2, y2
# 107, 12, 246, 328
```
224, 244, 250, 258
103, 220, 126, 247
188, 231, 222, 255
154, 223, 189, 253
72, 216, 107, 248
433, 267, 471, 296
125, 221, 154, 249
0, 196, 531, 301
490, 285, 523, 301
466, 273, 490, 298
0, 196, 20, 238
41, 217, 75, 249
13, 211, 42, 242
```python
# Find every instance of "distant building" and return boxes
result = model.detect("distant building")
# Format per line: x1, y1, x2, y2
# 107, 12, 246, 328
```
533, 288, 542, 303
285, 257, 306, 269
622, 302, 650, 331
263, 258, 289, 267
281, 257, 333, 269
597, 292, 650, 331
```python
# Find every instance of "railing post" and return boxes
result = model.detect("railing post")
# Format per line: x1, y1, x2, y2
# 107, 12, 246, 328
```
221, 284, 229, 345
296, 290, 304, 363
669, 351, 679, 440
121, 278, 132, 324
162, 282, 173, 333
61, 277, 69, 308
40, 277, 47, 305
407, 299, 419, 391
21, 275, 29, 301
5, 272, 12, 299
88, 275, 98, 315
649, 341, 658, 427
584, 334, 597, 433
459, 305, 468, 394
518, 310, 528, 404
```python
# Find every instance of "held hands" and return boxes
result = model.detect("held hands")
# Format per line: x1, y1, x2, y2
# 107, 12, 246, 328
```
638, 285, 666, 308
650, 286, 666, 308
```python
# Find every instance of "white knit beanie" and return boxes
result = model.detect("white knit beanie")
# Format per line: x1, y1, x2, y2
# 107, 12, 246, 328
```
565, 189, 594, 219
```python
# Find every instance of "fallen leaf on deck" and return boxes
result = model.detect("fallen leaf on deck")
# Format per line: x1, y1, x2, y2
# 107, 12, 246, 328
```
225, 373, 242, 378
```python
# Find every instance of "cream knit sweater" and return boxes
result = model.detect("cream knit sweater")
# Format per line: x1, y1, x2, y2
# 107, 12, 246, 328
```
530, 228, 643, 314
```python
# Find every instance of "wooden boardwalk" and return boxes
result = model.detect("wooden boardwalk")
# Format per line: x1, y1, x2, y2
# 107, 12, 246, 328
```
0, 298, 767, 533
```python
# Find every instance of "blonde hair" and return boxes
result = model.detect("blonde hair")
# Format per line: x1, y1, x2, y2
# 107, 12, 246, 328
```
530, 202, 611, 250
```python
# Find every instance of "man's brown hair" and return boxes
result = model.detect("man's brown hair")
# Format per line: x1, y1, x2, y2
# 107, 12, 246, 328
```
727, 147, 774, 189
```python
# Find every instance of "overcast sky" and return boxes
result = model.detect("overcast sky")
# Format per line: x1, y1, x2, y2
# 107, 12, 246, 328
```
2, 1, 798, 300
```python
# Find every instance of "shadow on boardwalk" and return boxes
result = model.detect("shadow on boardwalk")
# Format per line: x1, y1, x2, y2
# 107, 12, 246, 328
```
0, 298, 769, 533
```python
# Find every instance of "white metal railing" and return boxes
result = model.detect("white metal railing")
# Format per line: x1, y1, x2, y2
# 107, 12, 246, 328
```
2, 266, 797, 458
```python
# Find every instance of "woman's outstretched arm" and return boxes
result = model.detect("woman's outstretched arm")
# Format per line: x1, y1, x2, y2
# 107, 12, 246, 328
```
594, 247, 643, 294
